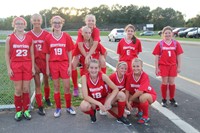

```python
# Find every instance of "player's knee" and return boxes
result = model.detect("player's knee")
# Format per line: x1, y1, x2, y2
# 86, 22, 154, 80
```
117, 91, 126, 101
80, 101, 91, 112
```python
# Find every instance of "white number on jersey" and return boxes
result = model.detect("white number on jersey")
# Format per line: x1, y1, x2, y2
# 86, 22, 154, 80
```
92, 92, 102, 99
35, 44, 42, 51
168, 51, 171, 57
126, 50, 130, 55
54, 48, 62, 55
16, 49, 28, 57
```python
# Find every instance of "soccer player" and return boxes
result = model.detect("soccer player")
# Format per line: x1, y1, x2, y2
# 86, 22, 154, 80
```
27, 13, 51, 116
152, 26, 183, 107
5, 17, 35, 121
72, 26, 107, 77
125, 58, 157, 124
43, 16, 76, 118
80, 59, 131, 126
117, 24, 142, 74
72, 14, 106, 97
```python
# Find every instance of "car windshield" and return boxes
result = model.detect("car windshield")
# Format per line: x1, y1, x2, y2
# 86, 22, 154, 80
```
117, 30, 124, 33
184, 28, 194, 32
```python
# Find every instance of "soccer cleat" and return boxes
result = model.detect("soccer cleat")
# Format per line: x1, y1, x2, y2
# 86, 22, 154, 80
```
73, 88, 79, 97
135, 111, 143, 118
45, 99, 52, 106
37, 107, 45, 116
54, 108, 61, 118
14, 111, 23, 121
137, 117, 150, 124
90, 110, 96, 123
124, 109, 131, 115
161, 99, 168, 107
117, 116, 132, 126
24, 110, 31, 120
169, 98, 178, 107
66, 107, 76, 115
99, 110, 107, 115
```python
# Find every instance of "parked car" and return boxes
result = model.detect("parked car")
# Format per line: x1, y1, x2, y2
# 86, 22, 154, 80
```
173, 27, 187, 37
140, 31, 154, 36
186, 28, 200, 38
178, 28, 197, 38
108, 28, 125, 42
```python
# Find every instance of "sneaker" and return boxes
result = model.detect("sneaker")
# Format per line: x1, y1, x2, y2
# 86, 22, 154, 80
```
117, 116, 132, 126
161, 99, 168, 107
73, 88, 79, 97
38, 107, 45, 116
66, 107, 76, 115
54, 108, 61, 118
135, 111, 143, 118
169, 98, 178, 107
14, 111, 23, 121
90, 110, 96, 123
24, 110, 31, 120
99, 110, 107, 115
125, 109, 131, 115
137, 117, 150, 124
45, 99, 52, 106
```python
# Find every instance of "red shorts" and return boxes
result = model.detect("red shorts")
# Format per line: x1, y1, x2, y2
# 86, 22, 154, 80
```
49, 61, 70, 79
10, 61, 33, 81
159, 65, 177, 77
151, 94, 157, 102
35, 58, 46, 75
95, 98, 106, 110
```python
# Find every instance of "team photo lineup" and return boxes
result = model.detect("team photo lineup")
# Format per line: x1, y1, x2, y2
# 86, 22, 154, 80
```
4, 13, 183, 127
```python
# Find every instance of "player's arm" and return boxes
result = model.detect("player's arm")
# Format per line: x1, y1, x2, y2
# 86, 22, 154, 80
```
102, 74, 119, 109
67, 51, 72, 76
154, 55, 160, 76
30, 41, 35, 75
81, 75, 104, 108
78, 42, 87, 57
46, 54, 50, 76
177, 54, 182, 73
129, 90, 143, 102
5, 37, 13, 77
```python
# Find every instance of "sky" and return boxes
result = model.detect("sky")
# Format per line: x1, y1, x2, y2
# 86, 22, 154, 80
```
0, 0, 199, 20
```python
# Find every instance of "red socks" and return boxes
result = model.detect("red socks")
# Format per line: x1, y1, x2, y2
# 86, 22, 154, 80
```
54, 92, 61, 109
64, 93, 71, 108
35, 93, 43, 107
117, 101, 126, 118
44, 87, 50, 100
140, 101, 149, 118
169, 84, 176, 100
23, 93, 30, 111
14, 95, 22, 112
72, 69, 78, 88
101, 67, 106, 74
161, 84, 167, 100
84, 107, 95, 116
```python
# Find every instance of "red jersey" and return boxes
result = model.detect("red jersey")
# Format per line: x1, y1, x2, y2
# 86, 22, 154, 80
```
9, 33, 32, 62
76, 27, 100, 43
73, 42, 106, 59
152, 40, 183, 65
109, 72, 127, 91
43, 32, 74, 62
117, 38, 142, 61
126, 71, 156, 96
27, 30, 49, 60
86, 72, 108, 100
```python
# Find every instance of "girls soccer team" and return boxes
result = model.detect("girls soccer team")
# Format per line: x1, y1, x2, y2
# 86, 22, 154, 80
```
5, 14, 183, 126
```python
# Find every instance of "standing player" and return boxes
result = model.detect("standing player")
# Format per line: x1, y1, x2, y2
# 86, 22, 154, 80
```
43, 16, 76, 118
27, 14, 51, 116
117, 24, 142, 74
72, 26, 107, 77
152, 26, 183, 107
80, 59, 131, 126
5, 17, 35, 121
72, 14, 106, 97
125, 58, 157, 124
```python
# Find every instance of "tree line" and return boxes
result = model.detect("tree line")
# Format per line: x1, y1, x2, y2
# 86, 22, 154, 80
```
0, 4, 200, 31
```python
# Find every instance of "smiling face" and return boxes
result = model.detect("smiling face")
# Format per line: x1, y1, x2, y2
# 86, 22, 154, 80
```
163, 29, 173, 41
85, 15, 96, 29
132, 59, 143, 75
51, 16, 64, 32
116, 63, 127, 76
13, 18, 26, 32
31, 14, 42, 28
82, 26, 92, 40
88, 60, 100, 77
